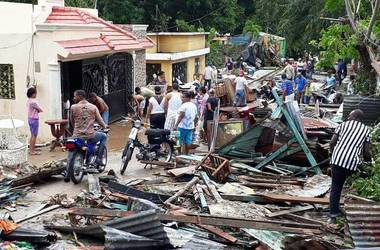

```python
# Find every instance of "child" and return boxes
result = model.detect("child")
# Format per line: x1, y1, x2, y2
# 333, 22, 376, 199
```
26, 87, 43, 155
303, 80, 311, 104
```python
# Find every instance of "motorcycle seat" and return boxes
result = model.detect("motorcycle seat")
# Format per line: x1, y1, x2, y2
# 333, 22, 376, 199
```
145, 129, 171, 137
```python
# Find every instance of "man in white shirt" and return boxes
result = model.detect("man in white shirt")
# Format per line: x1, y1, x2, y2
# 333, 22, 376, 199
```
175, 92, 198, 155
234, 70, 248, 107
204, 64, 213, 90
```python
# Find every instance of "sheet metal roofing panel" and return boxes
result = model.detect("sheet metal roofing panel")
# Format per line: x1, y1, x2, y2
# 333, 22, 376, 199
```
345, 200, 380, 248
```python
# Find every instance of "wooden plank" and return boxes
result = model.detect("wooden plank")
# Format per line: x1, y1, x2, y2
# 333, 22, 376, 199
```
283, 214, 327, 226
69, 207, 135, 218
220, 194, 265, 203
158, 213, 321, 234
267, 205, 314, 218
16, 205, 61, 223
197, 224, 238, 243
168, 165, 196, 177
165, 177, 199, 204
238, 175, 303, 185
140, 160, 175, 168
263, 194, 343, 205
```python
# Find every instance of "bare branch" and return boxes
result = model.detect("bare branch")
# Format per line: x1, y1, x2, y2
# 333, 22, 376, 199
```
355, 0, 361, 15
366, 0, 380, 38
345, 0, 358, 32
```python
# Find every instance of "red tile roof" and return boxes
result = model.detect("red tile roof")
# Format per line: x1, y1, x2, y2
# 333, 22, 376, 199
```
46, 7, 154, 56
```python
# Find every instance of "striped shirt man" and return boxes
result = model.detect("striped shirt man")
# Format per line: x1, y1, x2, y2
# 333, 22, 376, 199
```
330, 120, 371, 171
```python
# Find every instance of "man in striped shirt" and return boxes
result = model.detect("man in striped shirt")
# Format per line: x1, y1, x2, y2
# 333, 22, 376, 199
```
329, 109, 372, 222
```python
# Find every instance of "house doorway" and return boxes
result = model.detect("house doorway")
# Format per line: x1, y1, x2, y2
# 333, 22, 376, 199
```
60, 53, 134, 122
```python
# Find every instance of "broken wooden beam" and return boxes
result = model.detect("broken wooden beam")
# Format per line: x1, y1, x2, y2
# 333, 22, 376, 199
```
200, 171, 222, 202
267, 205, 314, 218
165, 177, 199, 204
197, 224, 238, 243
16, 205, 61, 223
195, 184, 208, 209
262, 194, 343, 205
69, 207, 135, 218
158, 213, 321, 234
238, 175, 303, 185
168, 165, 196, 177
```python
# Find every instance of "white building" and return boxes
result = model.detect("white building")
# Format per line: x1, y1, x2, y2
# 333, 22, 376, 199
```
0, 0, 153, 142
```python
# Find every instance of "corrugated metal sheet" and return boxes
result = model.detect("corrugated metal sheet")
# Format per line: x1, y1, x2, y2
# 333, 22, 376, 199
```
345, 200, 380, 248
46, 210, 170, 246
284, 174, 331, 197
302, 117, 336, 129
343, 96, 380, 125
102, 226, 162, 250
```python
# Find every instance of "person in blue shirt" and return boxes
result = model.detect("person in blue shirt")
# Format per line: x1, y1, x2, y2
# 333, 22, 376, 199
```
281, 74, 293, 101
295, 72, 307, 104
325, 70, 336, 96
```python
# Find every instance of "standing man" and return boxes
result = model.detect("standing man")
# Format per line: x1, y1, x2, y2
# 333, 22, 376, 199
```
65, 90, 107, 182
146, 86, 165, 129
295, 72, 307, 104
204, 63, 213, 90
337, 59, 347, 86
283, 60, 295, 80
133, 87, 146, 118
329, 109, 371, 223
175, 92, 198, 155
281, 74, 294, 101
234, 70, 248, 107
225, 58, 233, 74
163, 82, 182, 130
153, 71, 167, 85
89, 92, 109, 124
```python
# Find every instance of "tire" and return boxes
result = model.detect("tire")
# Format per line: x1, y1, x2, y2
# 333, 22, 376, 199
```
68, 151, 85, 184
97, 148, 107, 173
157, 141, 173, 162
120, 143, 133, 175
333, 93, 344, 104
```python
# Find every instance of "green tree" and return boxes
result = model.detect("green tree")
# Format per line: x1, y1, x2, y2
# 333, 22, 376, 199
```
65, 0, 95, 8
243, 20, 261, 37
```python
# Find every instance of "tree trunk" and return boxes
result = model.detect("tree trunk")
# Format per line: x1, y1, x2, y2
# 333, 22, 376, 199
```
356, 42, 377, 94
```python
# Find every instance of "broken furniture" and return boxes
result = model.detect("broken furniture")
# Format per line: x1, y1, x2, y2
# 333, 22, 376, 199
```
45, 119, 69, 151
254, 90, 320, 173
198, 153, 231, 183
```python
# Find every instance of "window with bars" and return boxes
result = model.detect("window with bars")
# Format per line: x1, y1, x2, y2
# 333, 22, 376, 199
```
195, 57, 200, 74
0, 64, 15, 99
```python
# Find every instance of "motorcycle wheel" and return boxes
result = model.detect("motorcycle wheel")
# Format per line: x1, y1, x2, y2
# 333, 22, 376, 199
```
157, 141, 173, 162
68, 151, 85, 184
120, 143, 133, 175
333, 93, 344, 104
97, 148, 107, 173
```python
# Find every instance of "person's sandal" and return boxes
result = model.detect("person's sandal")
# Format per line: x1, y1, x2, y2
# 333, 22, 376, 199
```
29, 151, 41, 155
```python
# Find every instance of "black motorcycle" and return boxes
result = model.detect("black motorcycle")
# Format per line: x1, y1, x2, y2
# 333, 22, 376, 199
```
64, 128, 109, 184
120, 117, 175, 175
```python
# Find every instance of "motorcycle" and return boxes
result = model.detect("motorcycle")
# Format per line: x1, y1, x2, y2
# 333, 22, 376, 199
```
312, 85, 343, 104
120, 117, 175, 175
64, 127, 109, 184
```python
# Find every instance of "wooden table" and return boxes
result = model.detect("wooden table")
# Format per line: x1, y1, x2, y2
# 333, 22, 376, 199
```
45, 119, 69, 151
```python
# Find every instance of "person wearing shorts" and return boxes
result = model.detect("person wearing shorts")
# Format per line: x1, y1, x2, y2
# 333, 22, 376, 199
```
175, 92, 198, 155
26, 87, 43, 155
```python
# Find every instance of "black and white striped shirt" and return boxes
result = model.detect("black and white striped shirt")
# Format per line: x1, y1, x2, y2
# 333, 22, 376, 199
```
330, 120, 371, 171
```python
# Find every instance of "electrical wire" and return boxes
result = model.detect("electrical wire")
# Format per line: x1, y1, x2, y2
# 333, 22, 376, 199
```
0, 36, 31, 50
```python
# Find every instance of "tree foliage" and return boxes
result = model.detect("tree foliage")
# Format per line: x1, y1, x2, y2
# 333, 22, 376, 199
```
243, 20, 261, 37
310, 24, 359, 69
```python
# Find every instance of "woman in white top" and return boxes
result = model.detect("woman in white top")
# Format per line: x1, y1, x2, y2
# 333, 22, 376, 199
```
146, 86, 165, 129
163, 83, 182, 130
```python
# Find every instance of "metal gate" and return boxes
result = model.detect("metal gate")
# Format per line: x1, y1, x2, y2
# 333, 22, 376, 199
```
82, 53, 133, 122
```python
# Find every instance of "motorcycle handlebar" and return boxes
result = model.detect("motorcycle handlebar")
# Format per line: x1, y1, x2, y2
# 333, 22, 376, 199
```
121, 116, 150, 128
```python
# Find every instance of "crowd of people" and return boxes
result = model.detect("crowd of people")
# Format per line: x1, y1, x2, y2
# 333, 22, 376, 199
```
134, 79, 220, 155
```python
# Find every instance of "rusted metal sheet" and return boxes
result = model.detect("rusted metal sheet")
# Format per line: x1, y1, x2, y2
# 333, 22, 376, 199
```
302, 117, 336, 129
345, 200, 380, 248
